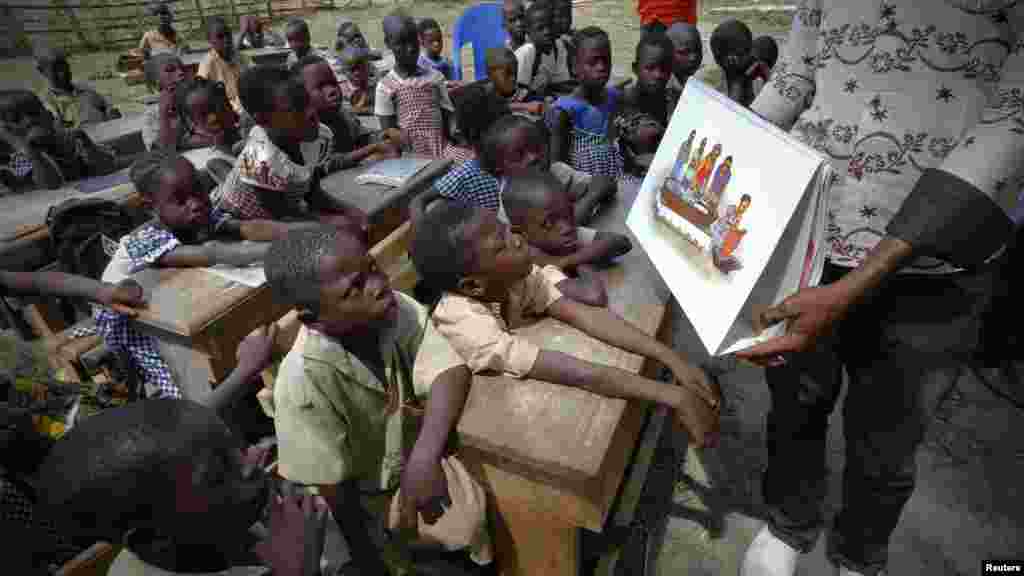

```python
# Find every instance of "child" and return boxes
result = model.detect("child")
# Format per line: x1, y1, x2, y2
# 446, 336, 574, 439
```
335, 18, 382, 60
417, 18, 455, 81
376, 14, 455, 158
35, 46, 120, 130
0, 271, 143, 316
142, 53, 187, 151
292, 55, 400, 168
503, 169, 634, 307
665, 22, 702, 93
617, 32, 678, 176
485, 47, 545, 115
547, 27, 623, 200
96, 151, 308, 400
337, 45, 378, 114
503, 0, 527, 51
139, 2, 186, 58
236, 15, 285, 51
410, 201, 721, 446
218, 66, 367, 228
710, 19, 756, 107
197, 16, 251, 114
0, 90, 115, 192
551, 0, 576, 77
174, 76, 244, 153
262, 226, 493, 574
284, 17, 314, 66
34, 399, 326, 576
750, 35, 779, 97
515, 0, 575, 99
444, 82, 511, 164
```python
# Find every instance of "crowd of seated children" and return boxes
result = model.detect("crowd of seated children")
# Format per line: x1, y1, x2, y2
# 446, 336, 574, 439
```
35, 46, 120, 131
217, 66, 369, 232
237, 15, 286, 51
198, 16, 251, 115
418, 18, 456, 81
0, 89, 116, 193
95, 151, 312, 401
33, 397, 324, 576
292, 55, 401, 170
711, 18, 757, 107
410, 200, 722, 447
617, 32, 678, 176
139, 2, 187, 58
504, 0, 527, 51
376, 14, 456, 158
515, 0, 575, 101
484, 47, 545, 115
665, 22, 702, 93
502, 170, 633, 306
261, 226, 493, 575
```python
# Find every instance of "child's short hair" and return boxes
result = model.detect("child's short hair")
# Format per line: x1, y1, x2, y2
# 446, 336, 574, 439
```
383, 13, 416, 42
35, 399, 240, 545
206, 15, 228, 34
130, 149, 181, 199
174, 76, 230, 128
526, 0, 551, 20
752, 35, 779, 68
573, 26, 610, 59
239, 66, 306, 117
339, 45, 371, 70
453, 83, 511, 150
710, 19, 753, 63
635, 30, 674, 62
502, 168, 564, 225
478, 114, 545, 174
285, 17, 309, 37
144, 52, 183, 87
0, 90, 45, 123
265, 225, 356, 316
410, 201, 483, 292
485, 47, 517, 72
417, 17, 442, 35
150, 2, 172, 17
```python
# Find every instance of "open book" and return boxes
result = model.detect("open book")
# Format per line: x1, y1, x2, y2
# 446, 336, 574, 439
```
627, 80, 833, 356
354, 157, 433, 188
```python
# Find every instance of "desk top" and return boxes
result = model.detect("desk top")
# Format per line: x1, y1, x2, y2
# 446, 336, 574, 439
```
130, 266, 263, 338
82, 114, 145, 147
456, 179, 670, 490
320, 156, 451, 219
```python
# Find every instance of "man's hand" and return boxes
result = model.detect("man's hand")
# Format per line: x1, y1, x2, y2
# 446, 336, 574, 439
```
99, 279, 146, 316
735, 282, 854, 366
236, 324, 280, 378
254, 493, 328, 576
397, 452, 451, 540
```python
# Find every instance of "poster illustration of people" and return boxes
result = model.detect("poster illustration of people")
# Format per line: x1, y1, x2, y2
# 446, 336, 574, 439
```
628, 80, 833, 356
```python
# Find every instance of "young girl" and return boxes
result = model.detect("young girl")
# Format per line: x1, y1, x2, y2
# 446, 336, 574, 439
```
617, 32, 677, 176
94, 151, 309, 400
174, 76, 244, 154
337, 46, 377, 114
443, 83, 511, 164
375, 14, 455, 158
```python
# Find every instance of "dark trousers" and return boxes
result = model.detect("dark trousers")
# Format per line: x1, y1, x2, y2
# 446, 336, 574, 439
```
761, 262, 995, 575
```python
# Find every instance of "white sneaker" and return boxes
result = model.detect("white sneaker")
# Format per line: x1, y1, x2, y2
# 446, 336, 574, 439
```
741, 525, 800, 576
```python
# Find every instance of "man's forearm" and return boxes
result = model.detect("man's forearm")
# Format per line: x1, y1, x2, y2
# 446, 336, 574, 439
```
833, 236, 914, 305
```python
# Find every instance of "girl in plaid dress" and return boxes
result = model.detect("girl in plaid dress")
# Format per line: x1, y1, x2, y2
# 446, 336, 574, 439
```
547, 27, 623, 181
375, 15, 455, 159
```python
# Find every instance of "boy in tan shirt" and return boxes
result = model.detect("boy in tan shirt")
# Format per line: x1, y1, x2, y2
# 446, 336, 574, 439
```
197, 16, 250, 114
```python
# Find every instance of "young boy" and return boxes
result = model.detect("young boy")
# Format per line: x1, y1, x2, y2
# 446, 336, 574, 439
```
139, 2, 187, 58
236, 15, 285, 51
335, 18, 384, 62
749, 35, 779, 97
411, 201, 721, 446
283, 18, 314, 67
337, 45, 378, 114
35, 46, 120, 130
503, 169, 633, 306
617, 32, 678, 175
262, 226, 493, 574
485, 47, 544, 115
503, 0, 527, 51
514, 0, 575, 99
665, 22, 702, 93
141, 53, 189, 151
197, 16, 251, 114
710, 19, 756, 107
418, 18, 455, 81
0, 90, 115, 192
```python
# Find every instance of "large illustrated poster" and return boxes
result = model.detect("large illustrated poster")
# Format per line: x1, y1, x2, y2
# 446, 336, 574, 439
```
627, 80, 831, 356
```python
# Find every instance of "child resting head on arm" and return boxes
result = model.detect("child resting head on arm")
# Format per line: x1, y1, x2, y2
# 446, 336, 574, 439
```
411, 201, 722, 446
262, 226, 492, 573
502, 168, 633, 306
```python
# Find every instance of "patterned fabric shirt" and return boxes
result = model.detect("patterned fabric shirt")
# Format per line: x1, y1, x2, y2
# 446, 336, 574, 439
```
753, 0, 1024, 273
432, 159, 501, 211
96, 211, 231, 399
375, 68, 455, 158
547, 89, 624, 179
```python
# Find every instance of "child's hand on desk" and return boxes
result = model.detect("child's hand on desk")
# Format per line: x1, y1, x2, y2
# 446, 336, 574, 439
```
670, 379, 722, 448
665, 357, 722, 414
236, 324, 280, 379
99, 279, 146, 316
254, 493, 328, 576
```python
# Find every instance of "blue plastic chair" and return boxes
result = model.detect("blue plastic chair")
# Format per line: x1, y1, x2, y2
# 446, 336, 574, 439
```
451, 2, 506, 81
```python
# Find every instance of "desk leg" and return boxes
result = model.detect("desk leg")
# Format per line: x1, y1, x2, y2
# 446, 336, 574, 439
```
494, 502, 579, 576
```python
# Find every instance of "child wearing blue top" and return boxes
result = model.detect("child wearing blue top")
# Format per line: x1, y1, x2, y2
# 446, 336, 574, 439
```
547, 27, 623, 181
417, 18, 455, 81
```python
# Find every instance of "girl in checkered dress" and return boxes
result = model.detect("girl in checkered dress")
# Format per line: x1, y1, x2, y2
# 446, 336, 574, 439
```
546, 27, 623, 181
375, 15, 456, 159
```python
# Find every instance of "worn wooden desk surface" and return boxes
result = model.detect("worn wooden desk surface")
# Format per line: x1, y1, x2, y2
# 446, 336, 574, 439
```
82, 114, 146, 155
456, 180, 671, 575
320, 157, 451, 245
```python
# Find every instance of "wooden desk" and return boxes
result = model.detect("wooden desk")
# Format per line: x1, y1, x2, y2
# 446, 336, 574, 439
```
456, 180, 672, 575
320, 157, 452, 246
82, 114, 146, 156
246, 47, 292, 67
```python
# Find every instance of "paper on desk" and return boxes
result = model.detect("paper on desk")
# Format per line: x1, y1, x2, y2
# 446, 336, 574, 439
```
204, 264, 266, 287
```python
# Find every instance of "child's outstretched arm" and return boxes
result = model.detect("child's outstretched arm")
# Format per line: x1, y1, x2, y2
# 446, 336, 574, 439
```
0, 271, 145, 314
197, 324, 278, 415
220, 219, 320, 243
547, 296, 721, 408
157, 239, 270, 268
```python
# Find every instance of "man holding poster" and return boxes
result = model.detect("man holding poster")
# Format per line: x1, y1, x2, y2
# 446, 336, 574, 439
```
735, 3, 1023, 576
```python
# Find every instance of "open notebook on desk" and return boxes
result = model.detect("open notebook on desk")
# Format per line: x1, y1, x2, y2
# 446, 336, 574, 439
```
354, 157, 433, 188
